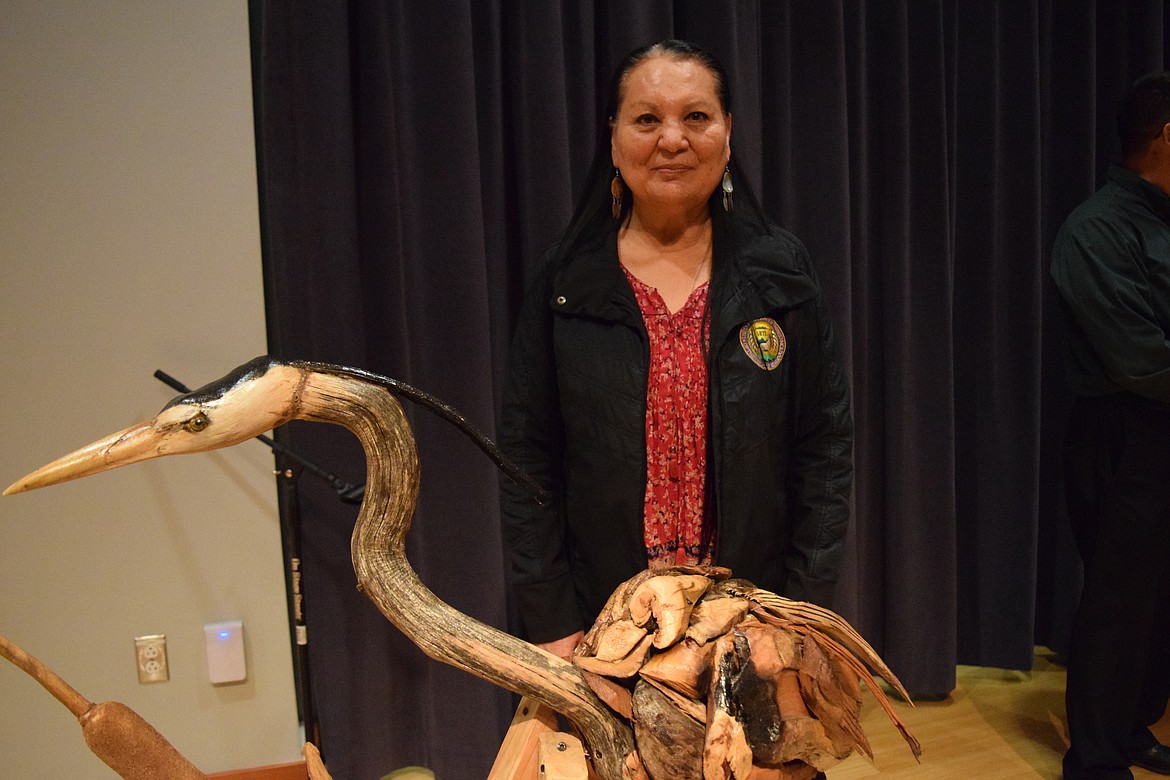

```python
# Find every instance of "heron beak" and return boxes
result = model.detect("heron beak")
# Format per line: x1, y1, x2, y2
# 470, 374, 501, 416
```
4, 420, 167, 496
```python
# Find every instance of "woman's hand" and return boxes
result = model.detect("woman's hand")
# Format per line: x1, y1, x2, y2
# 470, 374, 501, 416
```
537, 630, 584, 660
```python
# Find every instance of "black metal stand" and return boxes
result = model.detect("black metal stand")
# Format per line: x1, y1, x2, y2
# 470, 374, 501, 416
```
272, 453, 319, 748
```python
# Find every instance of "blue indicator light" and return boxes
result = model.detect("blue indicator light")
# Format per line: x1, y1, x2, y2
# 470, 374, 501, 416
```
218, 630, 230, 639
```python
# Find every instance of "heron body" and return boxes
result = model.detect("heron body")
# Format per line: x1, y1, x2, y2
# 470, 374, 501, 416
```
4, 357, 917, 780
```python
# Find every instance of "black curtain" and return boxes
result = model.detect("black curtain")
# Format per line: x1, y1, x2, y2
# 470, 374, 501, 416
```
249, 2, 1168, 778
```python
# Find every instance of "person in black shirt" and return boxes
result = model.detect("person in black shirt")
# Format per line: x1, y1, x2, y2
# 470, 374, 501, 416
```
1051, 72, 1170, 779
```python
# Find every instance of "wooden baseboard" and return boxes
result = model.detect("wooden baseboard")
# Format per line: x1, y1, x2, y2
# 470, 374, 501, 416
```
208, 761, 308, 780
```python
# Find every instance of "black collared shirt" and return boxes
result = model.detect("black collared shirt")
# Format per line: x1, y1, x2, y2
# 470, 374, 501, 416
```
1051, 164, 1170, 405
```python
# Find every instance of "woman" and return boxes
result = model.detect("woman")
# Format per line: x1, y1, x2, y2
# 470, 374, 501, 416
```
499, 40, 853, 658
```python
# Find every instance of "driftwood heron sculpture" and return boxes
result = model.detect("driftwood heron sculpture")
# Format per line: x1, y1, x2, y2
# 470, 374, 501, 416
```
4, 356, 918, 779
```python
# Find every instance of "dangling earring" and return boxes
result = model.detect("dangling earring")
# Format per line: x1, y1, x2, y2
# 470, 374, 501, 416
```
611, 169, 623, 218
722, 167, 734, 212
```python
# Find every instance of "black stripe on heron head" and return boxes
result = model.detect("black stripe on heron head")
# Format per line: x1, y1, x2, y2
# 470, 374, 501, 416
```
161, 356, 286, 411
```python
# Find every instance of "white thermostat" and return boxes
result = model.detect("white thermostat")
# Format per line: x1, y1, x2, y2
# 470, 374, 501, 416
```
203, 620, 246, 684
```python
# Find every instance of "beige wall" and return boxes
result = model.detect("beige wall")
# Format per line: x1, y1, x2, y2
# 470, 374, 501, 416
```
0, 1, 302, 776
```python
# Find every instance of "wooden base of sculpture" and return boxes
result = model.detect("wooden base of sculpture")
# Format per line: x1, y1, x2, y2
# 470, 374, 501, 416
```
488, 696, 589, 780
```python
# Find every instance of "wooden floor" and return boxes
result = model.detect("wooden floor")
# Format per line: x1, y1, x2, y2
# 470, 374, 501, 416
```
831, 647, 1170, 779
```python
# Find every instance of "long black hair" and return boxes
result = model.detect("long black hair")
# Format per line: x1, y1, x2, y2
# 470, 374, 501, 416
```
552, 40, 778, 561
553, 39, 770, 271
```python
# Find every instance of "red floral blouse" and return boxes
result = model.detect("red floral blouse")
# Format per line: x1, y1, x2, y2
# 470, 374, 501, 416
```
622, 266, 713, 568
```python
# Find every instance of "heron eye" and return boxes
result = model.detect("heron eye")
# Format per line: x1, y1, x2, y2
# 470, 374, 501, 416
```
184, 413, 210, 433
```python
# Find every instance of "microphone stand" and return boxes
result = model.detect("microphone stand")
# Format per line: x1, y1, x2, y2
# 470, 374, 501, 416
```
154, 369, 362, 750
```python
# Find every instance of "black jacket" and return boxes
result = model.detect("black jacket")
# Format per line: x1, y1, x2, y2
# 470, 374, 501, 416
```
1051, 164, 1170, 405
499, 223, 853, 643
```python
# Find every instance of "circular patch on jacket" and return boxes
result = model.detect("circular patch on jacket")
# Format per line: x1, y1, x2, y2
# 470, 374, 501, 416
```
739, 317, 786, 370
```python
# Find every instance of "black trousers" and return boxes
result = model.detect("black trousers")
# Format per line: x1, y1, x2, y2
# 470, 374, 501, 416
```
1062, 395, 1170, 780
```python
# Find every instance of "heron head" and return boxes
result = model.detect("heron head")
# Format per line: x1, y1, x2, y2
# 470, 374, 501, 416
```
4, 357, 306, 495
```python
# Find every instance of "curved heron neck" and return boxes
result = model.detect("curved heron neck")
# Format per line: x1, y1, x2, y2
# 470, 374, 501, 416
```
300, 371, 419, 548
293, 372, 637, 778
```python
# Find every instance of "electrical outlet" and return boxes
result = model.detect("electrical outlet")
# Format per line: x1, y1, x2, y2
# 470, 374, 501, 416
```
134, 634, 168, 683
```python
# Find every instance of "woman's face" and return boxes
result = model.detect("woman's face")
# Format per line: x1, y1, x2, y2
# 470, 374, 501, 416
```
611, 55, 731, 219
